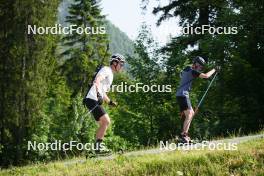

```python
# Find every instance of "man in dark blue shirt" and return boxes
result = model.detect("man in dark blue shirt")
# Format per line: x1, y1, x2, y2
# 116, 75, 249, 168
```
176, 56, 217, 143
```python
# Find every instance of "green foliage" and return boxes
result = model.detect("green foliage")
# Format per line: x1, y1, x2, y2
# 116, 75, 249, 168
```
107, 23, 181, 146
147, 0, 264, 138
1, 0, 263, 167
0, 0, 60, 166
60, 0, 109, 96
58, 0, 135, 58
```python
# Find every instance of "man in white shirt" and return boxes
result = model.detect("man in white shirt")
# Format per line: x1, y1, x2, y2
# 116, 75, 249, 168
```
83, 54, 125, 154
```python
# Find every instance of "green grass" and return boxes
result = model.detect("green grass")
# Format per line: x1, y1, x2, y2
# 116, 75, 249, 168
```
1, 139, 264, 176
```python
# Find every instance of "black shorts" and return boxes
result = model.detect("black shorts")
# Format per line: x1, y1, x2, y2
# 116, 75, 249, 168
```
83, 98, 106, 121
176, 96, 192, 112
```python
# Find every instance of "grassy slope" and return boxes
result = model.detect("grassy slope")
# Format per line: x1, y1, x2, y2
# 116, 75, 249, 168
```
1, 139, 264, 176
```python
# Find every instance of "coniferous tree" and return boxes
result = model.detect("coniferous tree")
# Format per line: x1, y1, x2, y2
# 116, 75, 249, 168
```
143, 0, 264, 137
61, 0, 109, 96
0, 0, 60, 166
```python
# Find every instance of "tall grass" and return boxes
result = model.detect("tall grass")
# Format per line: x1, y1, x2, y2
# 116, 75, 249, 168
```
1, 139, 263, 176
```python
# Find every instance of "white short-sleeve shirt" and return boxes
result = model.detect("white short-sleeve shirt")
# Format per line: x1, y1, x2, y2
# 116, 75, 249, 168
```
86, 66, 113, 101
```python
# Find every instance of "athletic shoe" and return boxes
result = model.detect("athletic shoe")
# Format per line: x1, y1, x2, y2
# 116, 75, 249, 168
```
179, 133, 191, 143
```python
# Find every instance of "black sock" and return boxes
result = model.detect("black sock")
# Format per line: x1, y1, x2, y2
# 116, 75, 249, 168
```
95, 139, 103, 151
96, 139, 103, 143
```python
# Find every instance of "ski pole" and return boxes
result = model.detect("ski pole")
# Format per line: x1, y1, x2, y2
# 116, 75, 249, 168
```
88, 103, 100, 114
194, 72, 218, 115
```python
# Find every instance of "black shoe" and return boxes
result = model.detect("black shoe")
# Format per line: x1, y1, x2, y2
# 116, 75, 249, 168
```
85, 148, 112, 158
94, 139, 112, 156
95, 148, 112, 156
85, 150, 96, 159
179, 133, 191, 144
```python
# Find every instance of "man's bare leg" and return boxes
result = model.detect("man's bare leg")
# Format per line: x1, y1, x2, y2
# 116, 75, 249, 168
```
96, 114, 110, 140
181, 108, 194, 142
182, 108, 194, 133
92, 114, 111, 154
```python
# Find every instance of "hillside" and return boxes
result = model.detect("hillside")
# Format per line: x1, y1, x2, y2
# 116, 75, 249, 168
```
0, 134, 263, 176
57, 0, 134, 56
104, 20, 134, 56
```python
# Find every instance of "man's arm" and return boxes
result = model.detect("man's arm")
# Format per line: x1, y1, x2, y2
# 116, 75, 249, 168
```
94, 75, 111, 103
93, 75, 104, 93
104, 93, 117, 107
199, 69, 216, 79
103, 93, 110, 104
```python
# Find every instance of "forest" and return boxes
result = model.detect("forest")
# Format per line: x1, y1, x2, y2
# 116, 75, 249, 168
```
0, 0, 263, 167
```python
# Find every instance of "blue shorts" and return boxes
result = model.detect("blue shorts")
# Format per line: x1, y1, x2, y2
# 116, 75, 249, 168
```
176, 96, 192, 112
